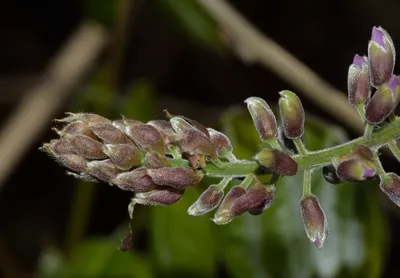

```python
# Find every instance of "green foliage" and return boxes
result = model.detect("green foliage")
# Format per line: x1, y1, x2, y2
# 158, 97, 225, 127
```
158, 0, 225, 52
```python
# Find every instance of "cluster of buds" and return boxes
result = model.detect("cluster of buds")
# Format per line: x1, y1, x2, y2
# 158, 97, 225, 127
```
41, 25, 400, 252
40, 112, 231, 206
320, 26, 400, 208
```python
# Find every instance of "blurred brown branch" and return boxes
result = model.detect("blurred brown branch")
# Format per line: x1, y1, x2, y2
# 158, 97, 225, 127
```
197, 0, 364, 133
0, 21, 108, 189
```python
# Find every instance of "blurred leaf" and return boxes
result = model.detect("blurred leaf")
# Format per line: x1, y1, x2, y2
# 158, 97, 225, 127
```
75, 65, 116, 116
149, 187, 216, 277
159, 0, 225, 52
120, 80, 157, 121
39, 238, 153, 278
218, 108, 387, 278
84, 0, 115, 28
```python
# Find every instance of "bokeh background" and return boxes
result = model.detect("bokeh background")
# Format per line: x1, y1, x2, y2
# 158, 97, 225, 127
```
0, 0, 399, 277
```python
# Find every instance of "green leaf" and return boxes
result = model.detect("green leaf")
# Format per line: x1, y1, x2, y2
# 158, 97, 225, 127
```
218, 107, 387, 278
158, 0, 225, 52
149, 187, 216, 277
39, 238, 153, 278
120, 79, 157, 121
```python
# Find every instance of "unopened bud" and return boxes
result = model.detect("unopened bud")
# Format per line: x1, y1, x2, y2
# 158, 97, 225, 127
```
66, 134, 106, 159
365, 75, 400, 124
90, 122, 129, 144
278, 90, 305, 139
134, 187, 185, 206
144, 153, 170, 169
56, 112, 110, 124
254, 148, 298, 176
322, 164, 342, 184
380, 173, 400, 207
147, 120, 175, 145
368, 26, 395, 87
124, 121, 165, 155
86, 159, 120, 182
147, 167, 203, 189
103, 144, 143, 170
212, 185, 247, 225
187, 184, 224, 216
300, 194, 328, 249
57, 154, 87, 173
348, 55, 370, 105
231, 180, 275, 217
41, 139, 76, 157
112, 168, 157, 192
58, 121, 95, 138
169, 116, 210, 138
207, 128, 234, 159
336, 158, 377, 182
245, 97, 277, 141
178, 129, 216, 157
67, 172, 98, 183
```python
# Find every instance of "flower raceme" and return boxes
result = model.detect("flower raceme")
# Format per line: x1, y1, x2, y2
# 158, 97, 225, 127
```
42, 26, 400, 251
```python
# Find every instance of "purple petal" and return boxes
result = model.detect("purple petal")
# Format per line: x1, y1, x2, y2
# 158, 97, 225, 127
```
361, 165, 376, 178
352, 54, 367, 68
372, 26, 385, 48
386, 75, 399, 97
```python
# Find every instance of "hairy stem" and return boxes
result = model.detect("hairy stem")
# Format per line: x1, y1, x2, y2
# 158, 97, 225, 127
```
168, 118, 400, 177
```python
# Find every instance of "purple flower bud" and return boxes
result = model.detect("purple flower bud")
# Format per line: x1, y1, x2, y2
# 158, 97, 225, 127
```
380, 173, 400, 207
123, 121, 165, 155
112, 168, 157, 192
41, 139, 76, 157
300, 194, 328, 249
169, 116, 210, 138
187, 184, 224, 216
245, 97, 277, 141
86, 159, 120, 182
147, 167, 203, 189
56, 112, 110, 124
254, 148, 298, 176
90, 122, 130, 144
58, 121, 96, 138
103, 144, 144, 170
368, 26, 395, 87
212, 185, 247, 225
231, 180, 275, 217
134, 187, 185, 206
57, 154, 88, 173
336, 158, 377, 182
66, 134, 106, 159
147, 120, 176, 145
278, 90, 305, 139
365, 75, 400, 124
348, 55, 370, 105
144, 153, 170, 169
207, 128, 234, 159
178, 129, 217, 158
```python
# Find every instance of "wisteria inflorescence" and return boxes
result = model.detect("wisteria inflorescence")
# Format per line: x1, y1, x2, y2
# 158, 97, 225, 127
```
41, 26, 400, 251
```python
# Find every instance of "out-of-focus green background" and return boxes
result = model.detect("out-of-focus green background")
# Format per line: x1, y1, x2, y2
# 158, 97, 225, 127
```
0, 1, 399, 277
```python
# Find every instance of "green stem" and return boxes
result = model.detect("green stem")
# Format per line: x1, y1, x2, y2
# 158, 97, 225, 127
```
294, 138, 307, 155
240, 174, 255, 189
216, 177, 232, 190
387, 140, 400, 162
169, 117, 400, 177
363, 123, 374, 140
302, 169, 312, 197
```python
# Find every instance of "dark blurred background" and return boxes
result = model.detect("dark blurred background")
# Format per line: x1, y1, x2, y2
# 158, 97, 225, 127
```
0, 0, 399, 277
